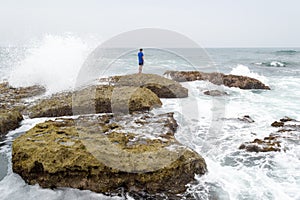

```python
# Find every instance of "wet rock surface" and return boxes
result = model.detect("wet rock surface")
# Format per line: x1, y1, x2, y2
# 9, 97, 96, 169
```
164, 71, 270, 90
0, 109, 23, 136
0, 82, 46, 111
12, 112, 207, 198
239, 137, 282, 153
238, 115, 255, 123
239, 117, 300, 152
0, 82, 46, 137
99, 73, 188, 98
27, 85, 162, 118
203, 90, 228, 96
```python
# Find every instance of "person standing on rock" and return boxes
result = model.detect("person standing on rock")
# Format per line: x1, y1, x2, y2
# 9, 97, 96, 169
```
138, 48, 144, 74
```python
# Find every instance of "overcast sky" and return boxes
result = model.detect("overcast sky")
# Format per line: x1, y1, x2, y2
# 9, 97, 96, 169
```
0, 0, 300, 47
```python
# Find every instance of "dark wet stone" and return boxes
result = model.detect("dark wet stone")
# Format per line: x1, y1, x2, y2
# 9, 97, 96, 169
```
238, 115, 255, 123
271, 121, 284, 127
164, 71, 270, 90
239, 138, 281, 153
203, 90, 228, 96
240, 116, 300, 153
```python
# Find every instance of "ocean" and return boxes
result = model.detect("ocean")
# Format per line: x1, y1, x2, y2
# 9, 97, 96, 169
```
0, 35, 300, 200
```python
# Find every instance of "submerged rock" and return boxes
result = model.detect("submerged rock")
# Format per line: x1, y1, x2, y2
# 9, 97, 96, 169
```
240, 117, 300, 153
164, 71, 270, 90
203, 90, 228, 96
12, 112, 207, 198
271, 121, 284, 127
239, 137, 281, 153
0, 109, 23, 136
99, 73, 188, 98
27, 85, 162, 118
238, 115, 255, 123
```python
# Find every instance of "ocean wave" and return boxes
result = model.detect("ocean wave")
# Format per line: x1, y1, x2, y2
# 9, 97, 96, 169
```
254, 61, 288, 67
230, 64, 269, 85
275, 50, 298, 55
7, 34, 99, 94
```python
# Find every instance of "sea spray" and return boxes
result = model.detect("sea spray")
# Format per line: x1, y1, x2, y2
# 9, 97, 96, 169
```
230, 64, 269, 85
8, 34, 99, 94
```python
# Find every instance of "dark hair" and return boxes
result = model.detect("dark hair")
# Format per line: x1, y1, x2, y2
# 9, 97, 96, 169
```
139, 48, 143, 51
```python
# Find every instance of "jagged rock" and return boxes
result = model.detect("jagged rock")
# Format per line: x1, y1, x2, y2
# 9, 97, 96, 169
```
0, 109, 23, 136
203, 90, 228, 96
27, 85, 162, 118
238, 115, 255, 123
12, 112, 207, 198
164, 71, 270, 90
240, 117, 300, 153
279, 116, 295, 123
271, 121, 284, 127
275, 117, 300, 132
0, 82, 46, 111
239, 138, 281, 153
99, 74, 188, 98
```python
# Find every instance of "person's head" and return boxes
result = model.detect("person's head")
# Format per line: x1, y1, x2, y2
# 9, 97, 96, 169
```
139, 48, 143, 52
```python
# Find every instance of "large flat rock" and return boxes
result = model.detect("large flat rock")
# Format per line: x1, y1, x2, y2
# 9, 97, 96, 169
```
12, 112, 207, 198
27, 85, 162, 118
164, 71, 270, 90
99, 73, 188, 98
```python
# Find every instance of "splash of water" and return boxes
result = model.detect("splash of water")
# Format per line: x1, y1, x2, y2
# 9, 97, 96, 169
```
8, 34, 99, 94
230, 64, 269, 85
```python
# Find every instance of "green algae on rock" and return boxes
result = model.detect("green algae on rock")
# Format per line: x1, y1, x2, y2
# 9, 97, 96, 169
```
12, 112, 207, 198
27, 85, 162, 118
99, 73, 188, 98
0, 109, 23, 136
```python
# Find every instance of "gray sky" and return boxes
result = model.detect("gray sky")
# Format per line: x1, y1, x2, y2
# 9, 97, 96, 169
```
0, 0, 300, 47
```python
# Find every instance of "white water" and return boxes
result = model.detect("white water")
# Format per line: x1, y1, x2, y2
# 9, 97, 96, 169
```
8, 34, 99, 94
230, 64, 269, 85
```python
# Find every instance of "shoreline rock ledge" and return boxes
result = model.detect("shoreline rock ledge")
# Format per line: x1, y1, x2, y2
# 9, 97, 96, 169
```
164, 71, 270, 90
99, 73, 188, 98
27, 85, 162, 118
12, 112, 207, 199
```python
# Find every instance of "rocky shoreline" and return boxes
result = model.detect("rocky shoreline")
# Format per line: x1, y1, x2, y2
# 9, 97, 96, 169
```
0, 71, 291, 199
0, 73, 206, 199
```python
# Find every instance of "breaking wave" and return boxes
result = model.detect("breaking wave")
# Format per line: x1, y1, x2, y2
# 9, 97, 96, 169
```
8, 34, 99, 94
254, 61, 288, 67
